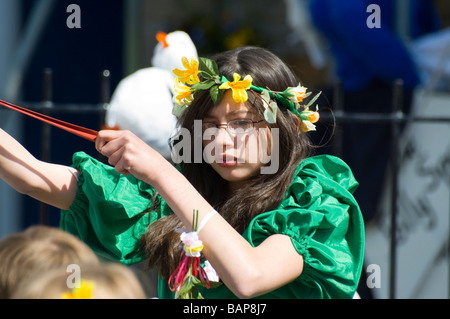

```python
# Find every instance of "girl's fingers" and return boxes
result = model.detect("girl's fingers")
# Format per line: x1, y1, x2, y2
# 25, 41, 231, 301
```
97, 130, 135, 157
114, 155, 133, 175
99, 136, 124, 158
95, 130, 125, 154
106, 143, 125, 167
108, 144, 134, 172
97, 129, 124, 140
98, 130, 141, 174
94, 130, 159, 181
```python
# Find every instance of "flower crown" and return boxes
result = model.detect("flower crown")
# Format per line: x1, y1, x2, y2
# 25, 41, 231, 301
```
173, 56, 321, 132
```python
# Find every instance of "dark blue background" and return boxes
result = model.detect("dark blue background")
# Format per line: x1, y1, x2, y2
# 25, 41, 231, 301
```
21, 0, 124, 227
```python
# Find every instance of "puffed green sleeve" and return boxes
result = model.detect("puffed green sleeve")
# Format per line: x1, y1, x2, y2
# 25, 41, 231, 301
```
243, 155, 365, 299
60, 152, 172, 265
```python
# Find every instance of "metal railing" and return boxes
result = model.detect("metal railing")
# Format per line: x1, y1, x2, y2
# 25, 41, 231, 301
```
19, 69, 110, 225
330, 80, 450, 299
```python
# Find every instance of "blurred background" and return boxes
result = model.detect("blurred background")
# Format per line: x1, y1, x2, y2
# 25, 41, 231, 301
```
0, 0, 449, 299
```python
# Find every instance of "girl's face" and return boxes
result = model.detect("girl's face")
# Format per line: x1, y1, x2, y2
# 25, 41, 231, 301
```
202, 91, 269, 190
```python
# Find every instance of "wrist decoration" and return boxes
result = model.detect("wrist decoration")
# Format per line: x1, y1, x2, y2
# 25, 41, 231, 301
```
168, 209, 221, 299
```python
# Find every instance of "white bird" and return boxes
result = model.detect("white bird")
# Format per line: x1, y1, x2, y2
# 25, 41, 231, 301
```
105, 31, 198, 160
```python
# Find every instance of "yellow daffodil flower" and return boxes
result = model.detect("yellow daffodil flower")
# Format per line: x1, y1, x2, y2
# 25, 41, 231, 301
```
288, 85, 308, 104
173, 57, 200, 85
61, 280, 95, 299
301, 120, 317, 132
219, 73, 253, 103
300, 107, 320, 132
174, 78, 194, 105
305, 110, 320, 123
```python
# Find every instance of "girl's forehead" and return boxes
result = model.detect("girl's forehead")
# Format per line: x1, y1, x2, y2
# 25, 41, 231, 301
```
205, 91, 256, 119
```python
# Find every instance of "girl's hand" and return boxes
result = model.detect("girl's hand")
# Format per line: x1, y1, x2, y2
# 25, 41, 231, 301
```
95, 130, 167, 183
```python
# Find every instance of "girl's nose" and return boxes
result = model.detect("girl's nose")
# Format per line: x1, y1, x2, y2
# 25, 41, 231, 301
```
213, 126, 236, 148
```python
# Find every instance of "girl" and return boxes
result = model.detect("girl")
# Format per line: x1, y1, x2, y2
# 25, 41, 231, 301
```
0, 46, 364, 299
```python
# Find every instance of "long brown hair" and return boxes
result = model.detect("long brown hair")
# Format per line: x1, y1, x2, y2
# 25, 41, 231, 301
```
141, 46, 313, 277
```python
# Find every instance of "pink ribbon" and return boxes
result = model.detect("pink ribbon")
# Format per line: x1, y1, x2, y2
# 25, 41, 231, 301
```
168, 253, 211, 293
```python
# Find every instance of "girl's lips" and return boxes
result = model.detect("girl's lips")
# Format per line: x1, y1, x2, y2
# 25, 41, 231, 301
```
216, 155, 238, 167
217, 161, 237, 168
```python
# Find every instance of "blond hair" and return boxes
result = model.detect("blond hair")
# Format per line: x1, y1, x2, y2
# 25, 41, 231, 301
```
12, 262, 146, 299
0, 225, 99, 298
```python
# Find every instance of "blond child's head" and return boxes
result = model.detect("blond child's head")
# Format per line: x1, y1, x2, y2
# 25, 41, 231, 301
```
12, 262, 146, 299
0, 225, 99, 298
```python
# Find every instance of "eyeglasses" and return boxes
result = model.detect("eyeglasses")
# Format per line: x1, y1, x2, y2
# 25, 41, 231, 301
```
202, 119, 265, 135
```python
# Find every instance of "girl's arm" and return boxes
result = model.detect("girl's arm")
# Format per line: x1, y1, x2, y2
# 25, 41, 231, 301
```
97, 130, 303, 298
154, 161, 304, 299
0, 128, 78, 210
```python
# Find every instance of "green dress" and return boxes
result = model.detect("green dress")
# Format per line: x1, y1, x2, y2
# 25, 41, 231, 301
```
60, 152, 364, 299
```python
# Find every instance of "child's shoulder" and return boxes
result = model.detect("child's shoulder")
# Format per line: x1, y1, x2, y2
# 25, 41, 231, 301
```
295, 154, 359, 194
